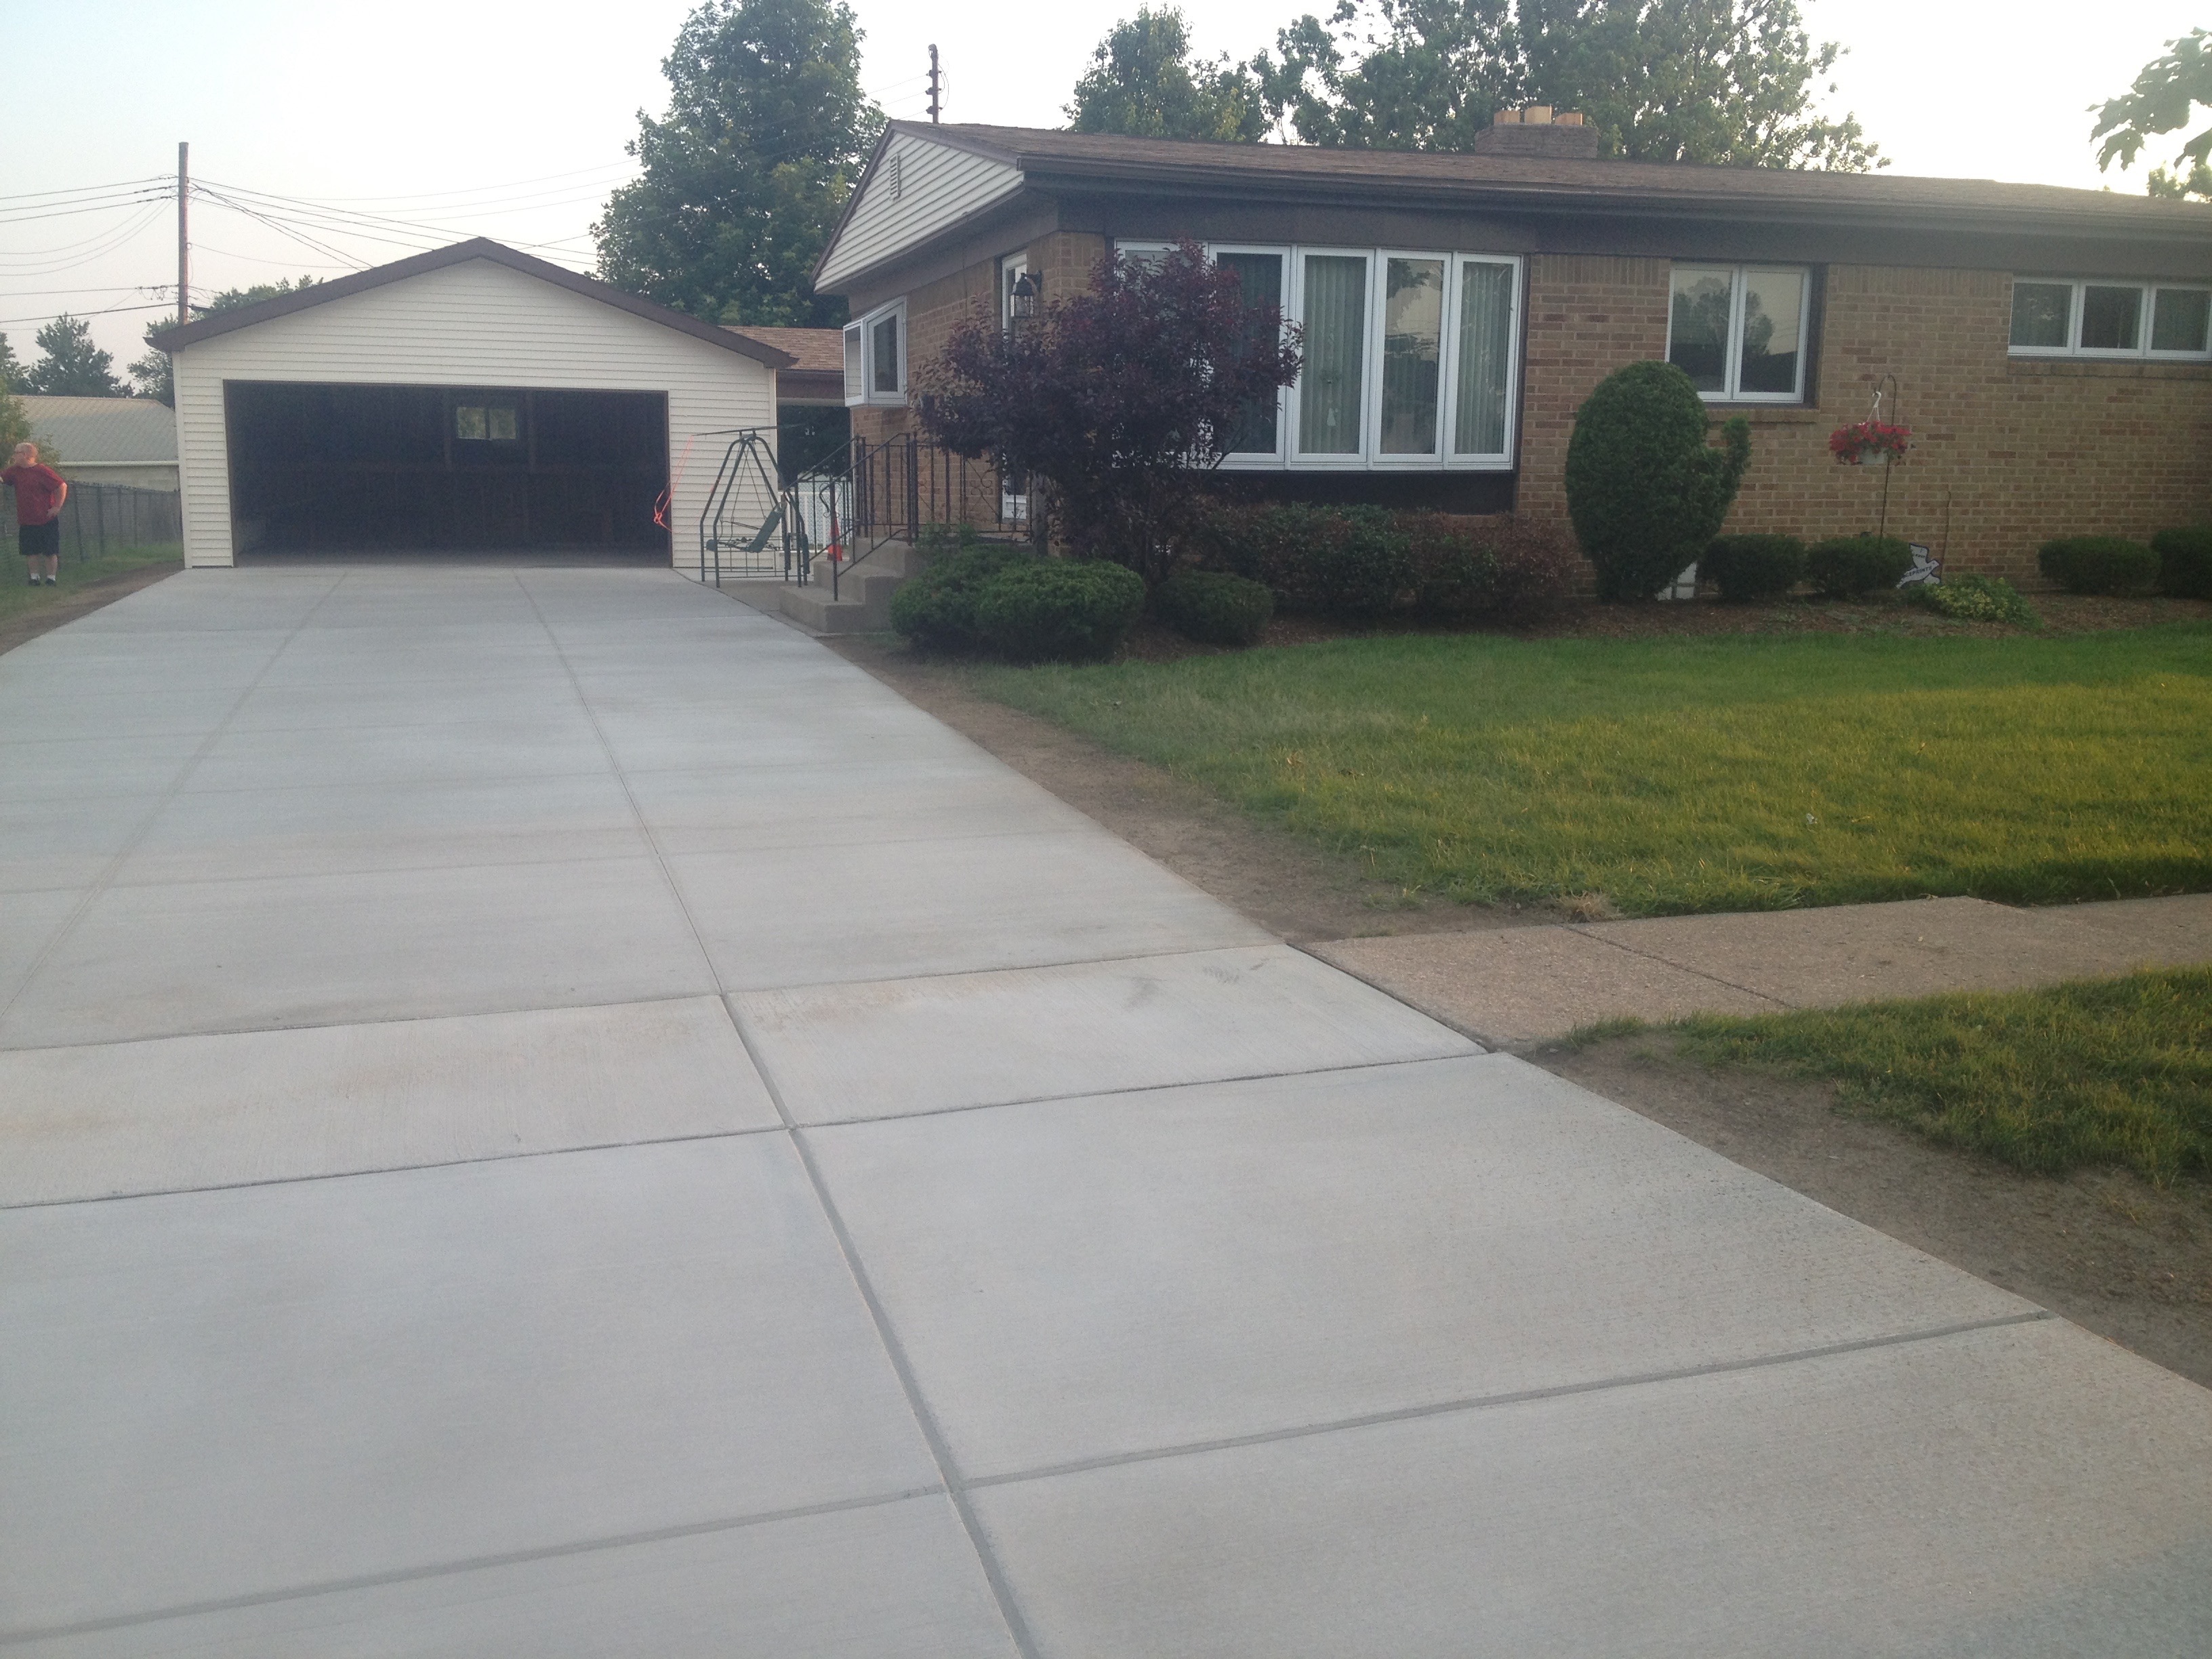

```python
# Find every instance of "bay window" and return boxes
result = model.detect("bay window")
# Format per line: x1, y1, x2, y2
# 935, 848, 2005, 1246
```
1667, 265, 1810, 402
842, 299, 907, 407
2009, 278, 2212, 359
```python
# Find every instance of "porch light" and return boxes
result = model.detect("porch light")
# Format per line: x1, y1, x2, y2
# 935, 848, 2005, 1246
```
1010, 270, 1040, 321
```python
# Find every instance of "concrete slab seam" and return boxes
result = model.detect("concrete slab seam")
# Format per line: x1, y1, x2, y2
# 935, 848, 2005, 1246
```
961, 1310, 2058, 1491
514, 570, 1042, 1658
1289, 941, 1504, 1048
0, 1484, 949, 1649
1560, 922, 1797, 1010
0, 572, 353, 1025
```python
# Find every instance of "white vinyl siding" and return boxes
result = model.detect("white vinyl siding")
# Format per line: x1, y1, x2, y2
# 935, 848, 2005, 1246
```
817, 132, 1022, 290
169, 258, 775, 573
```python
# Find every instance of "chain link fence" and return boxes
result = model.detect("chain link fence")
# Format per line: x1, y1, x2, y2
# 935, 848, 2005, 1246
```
1, 482, 183, 562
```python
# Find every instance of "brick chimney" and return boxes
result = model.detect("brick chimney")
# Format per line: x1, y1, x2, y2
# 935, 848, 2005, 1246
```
1472, 106, 1601, 160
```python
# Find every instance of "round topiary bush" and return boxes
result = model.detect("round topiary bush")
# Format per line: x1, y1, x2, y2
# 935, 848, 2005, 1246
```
974, 558, 1147, 663
1564, 360, 1753, 602
1806, 534, 1914, 597
888, 544, 1037, 651
1702, 534, 1807, 602
2151, 526, 2212, 600
1153, 569, 1273, 646
2037, 535, 2158, 596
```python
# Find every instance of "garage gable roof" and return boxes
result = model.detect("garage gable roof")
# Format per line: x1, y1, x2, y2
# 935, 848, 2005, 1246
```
155, 239, 796, 368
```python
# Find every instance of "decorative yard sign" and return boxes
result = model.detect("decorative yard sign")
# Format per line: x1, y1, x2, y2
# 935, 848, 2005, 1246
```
1898, 544, 1941, 586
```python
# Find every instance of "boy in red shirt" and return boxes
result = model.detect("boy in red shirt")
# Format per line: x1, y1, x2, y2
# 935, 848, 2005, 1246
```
3, 441, 67, 584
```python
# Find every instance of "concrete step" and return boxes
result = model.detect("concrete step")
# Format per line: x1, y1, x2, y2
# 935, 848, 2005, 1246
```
777, 541, 922, 633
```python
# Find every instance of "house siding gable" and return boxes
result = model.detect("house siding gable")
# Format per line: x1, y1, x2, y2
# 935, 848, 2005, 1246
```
817, 131, 1023, 291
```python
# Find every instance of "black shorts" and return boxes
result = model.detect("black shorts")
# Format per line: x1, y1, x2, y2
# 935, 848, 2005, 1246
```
19, 520, 58, 559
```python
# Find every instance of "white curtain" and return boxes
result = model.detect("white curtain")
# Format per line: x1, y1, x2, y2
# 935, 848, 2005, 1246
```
1454, 262, 1513, 456
1299, 255, 1367, 455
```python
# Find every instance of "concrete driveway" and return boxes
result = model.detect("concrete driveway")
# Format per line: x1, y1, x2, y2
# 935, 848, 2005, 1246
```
3, 567, 2207, 1656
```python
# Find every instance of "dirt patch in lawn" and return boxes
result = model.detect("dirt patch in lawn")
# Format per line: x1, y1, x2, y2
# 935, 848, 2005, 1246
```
828, 632, 1542, 943
1536, 1031, 2212, 1390
0, 562, 180, 658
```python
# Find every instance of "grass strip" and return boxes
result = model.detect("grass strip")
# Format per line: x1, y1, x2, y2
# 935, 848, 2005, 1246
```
1671, 969, 2212, 1185
968, 627, 2212, 915
0, 543, 182, 626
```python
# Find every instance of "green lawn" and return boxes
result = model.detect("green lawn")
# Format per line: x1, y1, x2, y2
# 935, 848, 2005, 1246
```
968, 626, 2212, 916
0, 542, 180, 627
1665, 969, 2212, 1186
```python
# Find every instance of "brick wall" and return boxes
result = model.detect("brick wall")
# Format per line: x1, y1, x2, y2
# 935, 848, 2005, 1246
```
1517, 256, 2212, 584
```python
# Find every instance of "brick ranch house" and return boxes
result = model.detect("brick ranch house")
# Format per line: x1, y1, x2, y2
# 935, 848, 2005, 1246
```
813, 116, 2212, 586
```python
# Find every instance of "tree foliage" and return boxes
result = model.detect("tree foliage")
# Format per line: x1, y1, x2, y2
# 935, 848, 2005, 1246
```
0, 334, 28, 451
20, 315, 122, 397
130, 278, 321, 405
920, 241, 1303, 584
1564, 359, 1751, 602
2095, 28, 2212, 201
1068, 7, 1273, 141
1261, 0, 1879, 169
594, 0, 881, 328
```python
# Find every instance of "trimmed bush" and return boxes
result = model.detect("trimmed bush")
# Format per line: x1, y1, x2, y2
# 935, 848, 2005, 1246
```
2152, 526, 2212, 600
1907, 575, 2039, 627
1154, 569, 1273, 646
1481, 517, 1580, 621
1190, 501, 1412, 619
888, 542, 1037, 651
1401, 512, 1500, 619
975, 558, 1147, 663
2038, 535, 2158, 596
1564, 360, 1753, 602
1807, 534, 1914, 597
1702, 534, 1807, 602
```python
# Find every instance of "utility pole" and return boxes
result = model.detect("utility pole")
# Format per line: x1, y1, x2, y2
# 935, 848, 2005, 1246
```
176, 141, 190, 326
926, 45, 941, 124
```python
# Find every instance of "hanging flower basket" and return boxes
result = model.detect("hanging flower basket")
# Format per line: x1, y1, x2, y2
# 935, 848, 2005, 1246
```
1829, 419, 1911, 466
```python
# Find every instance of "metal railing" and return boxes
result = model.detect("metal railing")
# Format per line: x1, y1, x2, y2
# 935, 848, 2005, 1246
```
1, 480, 182, 560
826, 432, 1029, 600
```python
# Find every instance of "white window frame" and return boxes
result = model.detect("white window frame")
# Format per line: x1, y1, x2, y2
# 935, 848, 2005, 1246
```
1367, 249, 1451, 470
2007, 277, 2212, 361
998, 252, 1028, 335
1288, 246, 1377, 470
1111, 239, 1172, 269
842, 298, 907, 407
1212, 243, 1290, 466
1442, 254, 1521, 470
1666, 264, 1813, 405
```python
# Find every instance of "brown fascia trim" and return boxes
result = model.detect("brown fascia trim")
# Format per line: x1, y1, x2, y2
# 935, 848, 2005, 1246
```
155, 238, 796, 367
1013, 157, 2211, 246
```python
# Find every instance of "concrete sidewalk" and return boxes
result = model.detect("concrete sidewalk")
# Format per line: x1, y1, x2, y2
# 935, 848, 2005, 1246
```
2, 569, 2207, 1656
1315, 893, 2212, 1047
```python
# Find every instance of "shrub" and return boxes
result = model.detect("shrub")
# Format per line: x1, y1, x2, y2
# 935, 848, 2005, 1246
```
2037, 535, 2158, 596
1564, 360, 1753, 602
1191, 501, 1411, 619
975, 558, 1146, 663
1907, 575, 2040, 627
1807, 534, 1914, 597
2151, 526, 2212, 600
888, 542, 1037, 651
1480, 517, 1580, 621
1401, 512, 1500, 619
1153, 569, 1273, 646
1702, 534, 1807, 602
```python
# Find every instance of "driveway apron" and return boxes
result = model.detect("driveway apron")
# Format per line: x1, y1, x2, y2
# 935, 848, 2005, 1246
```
2, 568, 2207, 1657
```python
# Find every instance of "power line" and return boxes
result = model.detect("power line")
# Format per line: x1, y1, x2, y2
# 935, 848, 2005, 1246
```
0, 176, 167, 205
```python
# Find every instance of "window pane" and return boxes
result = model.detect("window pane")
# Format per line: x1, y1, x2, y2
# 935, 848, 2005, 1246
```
455, 405, 487, 441
1737, 270, 1805, 396
2152, 287, 2211, 354
2079, 285, 2143, 351
1298, 255, 1367, 454
842, 323, 865, 401
1218, 251, 1283, 453
1378, 258, 1445, 454
1668, 268, 1732, 392
2009, 282, 2072, 349
872, 314, 900, 393
487, 405, 518, 443
1454, 260, 1513, 455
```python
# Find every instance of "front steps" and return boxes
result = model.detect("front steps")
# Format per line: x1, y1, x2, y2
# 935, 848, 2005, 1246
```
765, 539, 924, 634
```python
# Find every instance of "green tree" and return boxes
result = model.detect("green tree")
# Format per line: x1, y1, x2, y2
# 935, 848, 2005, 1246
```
1068, 7, 1273, 142
131, 278, 321, 405
0, 333, 28, 451
2095, 28, 2212, 201
594, 0, 881, 328
1263, 0, 1879, 169
20, 314, 123, 397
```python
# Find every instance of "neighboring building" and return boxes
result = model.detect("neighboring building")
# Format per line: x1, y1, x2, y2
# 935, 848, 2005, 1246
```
19, 395, 180, 491
813, 117, 2212, 583
722, 324, 846, 411
160, 239, 792, 571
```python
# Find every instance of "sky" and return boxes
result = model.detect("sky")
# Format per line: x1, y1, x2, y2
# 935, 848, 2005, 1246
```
5, 0, 2203, 378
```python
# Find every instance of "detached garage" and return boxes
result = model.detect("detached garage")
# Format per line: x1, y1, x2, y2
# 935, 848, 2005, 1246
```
165, 239, 792, 572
